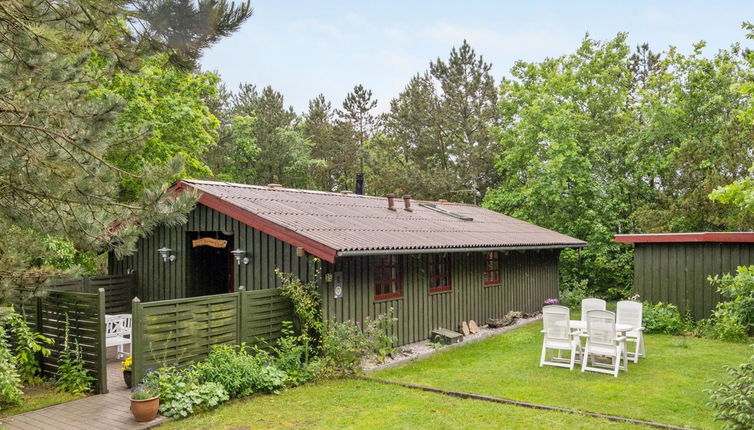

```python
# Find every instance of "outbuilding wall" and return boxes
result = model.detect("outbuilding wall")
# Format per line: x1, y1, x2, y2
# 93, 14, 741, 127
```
320, 250, 560, 346
633, 242, 754, 319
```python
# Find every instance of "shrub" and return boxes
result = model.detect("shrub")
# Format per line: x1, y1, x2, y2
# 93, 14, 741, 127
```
642, 302, 685, 335
273, 322, 322, 386
195, 344, 285, 397
0, 321, 23, 408
321, 310, 399, 373
7, 308, 52, 384
708, 348, 754, 430
55, 314, 93, 394
362, 310, 398, 363
143, 365, 229, 418
706, 266, 754, 341
560, 279, 590, 309
277, 269, 323, 364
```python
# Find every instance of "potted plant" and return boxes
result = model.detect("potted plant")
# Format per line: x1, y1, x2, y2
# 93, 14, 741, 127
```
130, 382, 160, 422
122, 355, 132, 388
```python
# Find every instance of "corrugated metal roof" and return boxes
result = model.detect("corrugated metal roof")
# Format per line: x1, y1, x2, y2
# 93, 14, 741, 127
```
180, 180, 586, 260
616, 232, 754, 243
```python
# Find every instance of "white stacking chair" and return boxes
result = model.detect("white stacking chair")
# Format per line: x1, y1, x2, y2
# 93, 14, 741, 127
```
540, 305, 582, 370
581, 298, 606, 321
581, 310, 627, 377
105, 314, 132, 359
617, 301, 645, 363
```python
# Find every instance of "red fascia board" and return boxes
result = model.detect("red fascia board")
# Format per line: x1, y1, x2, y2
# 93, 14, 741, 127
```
194, 190, 338, 263
615, 232, 754, 244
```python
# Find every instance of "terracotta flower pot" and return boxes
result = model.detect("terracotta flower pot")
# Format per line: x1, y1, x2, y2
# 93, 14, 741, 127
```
130, 395, 160, 422
123, 370, 132, 389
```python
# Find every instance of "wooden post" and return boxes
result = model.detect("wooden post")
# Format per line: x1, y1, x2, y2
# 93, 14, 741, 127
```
82, 275, 91, 293
131, 297, 144, 385
237, 286, 245, 345
96, 288, 108, 394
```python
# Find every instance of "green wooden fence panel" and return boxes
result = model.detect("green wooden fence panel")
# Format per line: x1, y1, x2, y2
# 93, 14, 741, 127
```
131, 288, 294, 384
36, 289, 108, 394
239, 288, 294, 348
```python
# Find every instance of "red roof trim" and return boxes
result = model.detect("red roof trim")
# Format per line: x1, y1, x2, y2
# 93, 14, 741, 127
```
182, 182, 339, 263
615, 232, 754, 244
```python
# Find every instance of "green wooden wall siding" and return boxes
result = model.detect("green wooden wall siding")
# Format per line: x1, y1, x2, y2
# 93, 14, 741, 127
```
109, 204, 315, 302
319, 250, 560, 346
633, 242, 754, 320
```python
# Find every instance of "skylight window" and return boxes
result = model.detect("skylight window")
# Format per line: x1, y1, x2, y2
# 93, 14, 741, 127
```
418, 203, 473, 221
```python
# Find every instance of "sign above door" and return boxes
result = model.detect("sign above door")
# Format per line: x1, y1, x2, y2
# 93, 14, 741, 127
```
192, 237, 228, 248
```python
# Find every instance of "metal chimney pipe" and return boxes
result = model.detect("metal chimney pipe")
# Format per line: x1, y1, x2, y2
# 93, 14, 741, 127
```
386, 193, 396, 211
403, 195, 413, 212
355, 173, 365, 195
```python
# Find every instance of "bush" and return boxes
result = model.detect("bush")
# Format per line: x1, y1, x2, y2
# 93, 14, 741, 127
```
143, 365, 229, 418
55, 314, 93, 394
560, 279, 591, 309
272, 322, 322, 386
706, 266, 754, 341
195, 344, 285, 397
642, 302, 685, 335
0, 321, 23, 408
6, 308, 52, 384
708, 348, 754, 430
321, 310, 398, 373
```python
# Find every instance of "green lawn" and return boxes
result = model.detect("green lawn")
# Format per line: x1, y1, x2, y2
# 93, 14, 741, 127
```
158, 378, 643, 430
0, 383, 84, 418
376, 321, 752, 429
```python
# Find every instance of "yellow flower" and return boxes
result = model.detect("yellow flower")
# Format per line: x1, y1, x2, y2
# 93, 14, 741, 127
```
121, 355, 132, 372
313, 257, 320, 262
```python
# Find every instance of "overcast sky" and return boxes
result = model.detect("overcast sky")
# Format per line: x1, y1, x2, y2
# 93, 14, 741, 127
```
200, 1, 754, 113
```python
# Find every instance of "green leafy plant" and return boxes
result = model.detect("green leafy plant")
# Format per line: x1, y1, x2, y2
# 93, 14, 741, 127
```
273, 321, 322, 386
706, 266, 754, 342
142, 365, 229, 418
707, 347, 754, 430
560, 280, 591, 309
362, 309, 398, 363
55, 314, 93, 394
7, 308, 52, 384
642, 302, 685, 335
277, 268, 323, 364
0, 317, 23, 409
321, 310, 399, 373
195, 344, 285, 397
130, 380, 159, 400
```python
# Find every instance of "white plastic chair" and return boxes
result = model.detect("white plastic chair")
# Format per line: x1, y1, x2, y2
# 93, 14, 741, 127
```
617, 301, 645, 363
581, 298, 606, 321
581, 310, 627, 377
540, 305, 582, 370
105, 314, 132, 359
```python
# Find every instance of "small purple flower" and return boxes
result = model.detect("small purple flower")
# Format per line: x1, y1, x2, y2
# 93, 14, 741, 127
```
543, 298, 559, 305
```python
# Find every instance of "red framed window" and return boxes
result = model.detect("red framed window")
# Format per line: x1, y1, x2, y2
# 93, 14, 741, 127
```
484, 251, 501, 285
428, 254, 452, 293
374, 255, 403, 300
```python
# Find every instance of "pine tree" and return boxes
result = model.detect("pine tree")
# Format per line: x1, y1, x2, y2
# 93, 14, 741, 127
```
338, 85, 378, 180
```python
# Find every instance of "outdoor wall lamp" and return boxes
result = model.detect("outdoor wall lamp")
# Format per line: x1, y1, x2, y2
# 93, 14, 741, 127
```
158, 247, 176, 263
231, 248, 249, 265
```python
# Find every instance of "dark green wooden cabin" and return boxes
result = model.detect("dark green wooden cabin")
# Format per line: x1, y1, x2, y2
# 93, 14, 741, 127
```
616, 233, 754, 320
110, 180, 585, 346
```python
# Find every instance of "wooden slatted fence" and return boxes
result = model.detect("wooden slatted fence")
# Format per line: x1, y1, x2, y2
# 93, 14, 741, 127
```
132, 287, 293, 384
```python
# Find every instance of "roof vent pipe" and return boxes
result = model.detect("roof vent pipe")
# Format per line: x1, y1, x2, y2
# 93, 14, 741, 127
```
267, 183, 282, 189
386, 193, 396, 211
355, 173, 365, 195
403, 195, 413, 212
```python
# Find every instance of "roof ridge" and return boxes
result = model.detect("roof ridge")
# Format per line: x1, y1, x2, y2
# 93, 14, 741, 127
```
180, 179, 477, 206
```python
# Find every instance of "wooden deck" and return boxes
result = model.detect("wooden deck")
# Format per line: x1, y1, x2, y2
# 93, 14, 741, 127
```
0, 352, 168, 430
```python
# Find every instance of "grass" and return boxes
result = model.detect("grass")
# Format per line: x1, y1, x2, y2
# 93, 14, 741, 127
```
376, 320, 753, 429
0, 382, 85, 418
158, 378, 644, 430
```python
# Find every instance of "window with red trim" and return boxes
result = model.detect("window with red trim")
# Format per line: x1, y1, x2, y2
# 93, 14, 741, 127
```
483, 251, 501, 285
428, 254, 452, 293
374, 255, 403, 300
